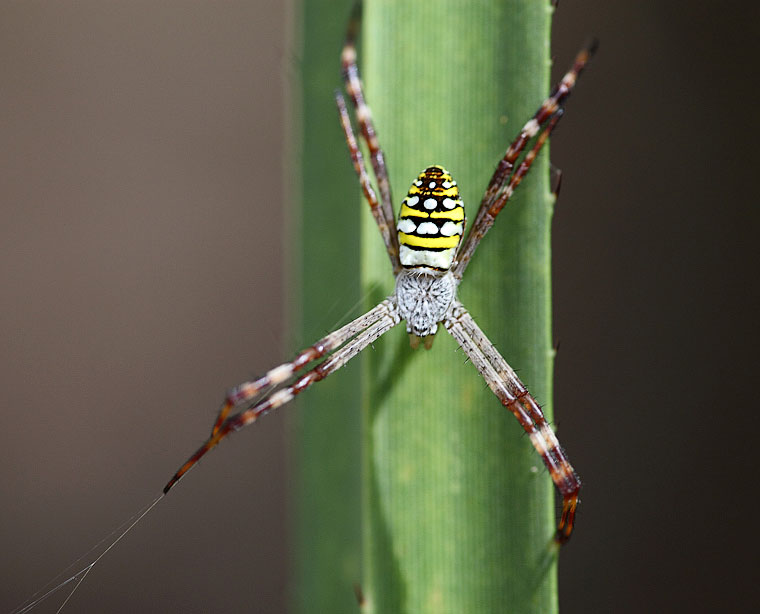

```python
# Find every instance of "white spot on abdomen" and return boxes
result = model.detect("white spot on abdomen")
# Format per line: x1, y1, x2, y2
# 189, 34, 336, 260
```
397, 219, 417, 233
439, 221, 463, 236
423, 198, 437, 210
416, 222, 438, 234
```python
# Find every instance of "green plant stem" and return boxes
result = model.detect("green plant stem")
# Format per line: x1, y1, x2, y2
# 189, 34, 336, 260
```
295, 1, 558, 612
360, 1, 558, 612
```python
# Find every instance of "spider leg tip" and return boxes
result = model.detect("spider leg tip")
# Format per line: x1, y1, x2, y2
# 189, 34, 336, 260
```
553, 529, 572, 546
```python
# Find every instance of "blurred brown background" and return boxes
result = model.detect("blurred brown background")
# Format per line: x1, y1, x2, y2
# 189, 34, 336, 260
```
2, 1, 758, 613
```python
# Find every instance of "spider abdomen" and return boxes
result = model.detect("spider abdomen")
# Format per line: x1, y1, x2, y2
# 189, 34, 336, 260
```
397, 165, 465, 270
395, 269, 455, 339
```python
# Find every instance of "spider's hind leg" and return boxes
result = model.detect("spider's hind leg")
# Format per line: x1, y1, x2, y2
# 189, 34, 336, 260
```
164, 299, 400, 493
444, 301, 581, 544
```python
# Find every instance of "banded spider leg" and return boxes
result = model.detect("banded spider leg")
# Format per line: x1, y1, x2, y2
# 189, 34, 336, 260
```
444, 302, 579, 544
340, 0, 400, 274
163, 300, 400, 492
438, 45, 594, 542
453, 39, 597, 280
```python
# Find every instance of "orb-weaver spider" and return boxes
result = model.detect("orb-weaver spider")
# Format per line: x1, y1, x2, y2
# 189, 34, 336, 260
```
164, 3, 595, 545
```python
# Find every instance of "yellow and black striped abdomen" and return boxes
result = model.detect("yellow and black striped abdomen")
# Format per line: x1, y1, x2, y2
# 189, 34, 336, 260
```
397, 165, 465, 270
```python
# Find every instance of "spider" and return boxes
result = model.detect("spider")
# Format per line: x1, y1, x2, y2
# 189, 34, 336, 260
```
163, 4, 595, 545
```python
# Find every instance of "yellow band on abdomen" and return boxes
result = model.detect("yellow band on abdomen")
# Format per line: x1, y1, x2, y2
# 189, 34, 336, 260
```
398, 232, 461, 249
430, 207, 464, 221
399, 203, 429, 219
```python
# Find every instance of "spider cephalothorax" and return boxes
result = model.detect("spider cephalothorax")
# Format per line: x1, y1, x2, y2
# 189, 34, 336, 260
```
395, 267, 455, 345
164, 6, 595, 546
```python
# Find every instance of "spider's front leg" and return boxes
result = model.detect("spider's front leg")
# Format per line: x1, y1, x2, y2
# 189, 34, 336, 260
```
453, 40, 596, 280
338, 0, 401, 275
444, 302, 580, 544
335, 92, 399, 274
341, 1, 395, 232
163, 299, 400, 493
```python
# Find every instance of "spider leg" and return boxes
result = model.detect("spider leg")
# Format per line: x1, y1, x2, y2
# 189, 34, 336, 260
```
164, 299, 400, 493
482, 41, 594, 212
206, 298, 396, 438
487, 109, 564, 220
336, 92, 400, 275
341, 1, 401, 273
454, 110, 563, 280
444, 301, 580, 544
453, 40, 596, 280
